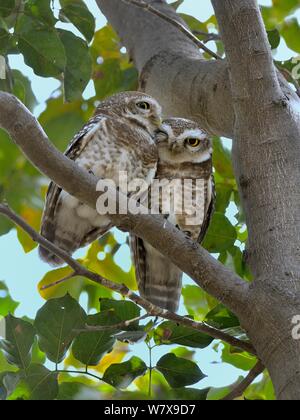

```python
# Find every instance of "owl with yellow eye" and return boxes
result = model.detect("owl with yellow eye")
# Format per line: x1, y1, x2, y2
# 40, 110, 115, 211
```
131, 118, 215, 312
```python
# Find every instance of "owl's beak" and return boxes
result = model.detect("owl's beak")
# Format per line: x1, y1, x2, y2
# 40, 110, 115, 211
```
155, 128, 169, 144
152, 116, 163, 128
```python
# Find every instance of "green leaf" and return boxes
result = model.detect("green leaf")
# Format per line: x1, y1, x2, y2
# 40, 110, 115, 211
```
39, 96, 87, 151
84, 242, 137, 291
0, 350, 18, 373
202, 212, 237, 253
0, 0, 15, 18
15, 364, 58, 400
57, 381, 95, 400
91, 25, 121, 60
281, 18, 300, 53
267, 29, 281, 49
93, 58, 138, 99
58, 29, 92, 101
0, 18, 11, 54
262, 1, 300, 29
205, 304, 240, 330
245, 372, 275, 401
156, 353, 205, 388
103, 356, 147, 389
0, 216, 13, 237
215, 183, 233, 214
18, 19, 66, 77
182, 285, 217, 321
31, 337, 46, 366
100, 299, 141, 330
213, 137, 234, 179
0, 315, 35, 369
72, 312, 116, 366
34, 295, 87, 364
59, 0, 95, 43
221, 343, 257, 371
172, 387, 209, 400
0, 282, 19, 317
154, 321, 213, 349
91, 26, 138, 99
179, 13, 208, 33
24, 0, 56, 26
11, 70, 37, 111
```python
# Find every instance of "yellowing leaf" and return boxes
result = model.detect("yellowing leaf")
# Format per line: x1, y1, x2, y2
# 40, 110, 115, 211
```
17, 206, 42, 253
91, 342, 129, 374
83, 242, 137, 291
38, 266, 84, 300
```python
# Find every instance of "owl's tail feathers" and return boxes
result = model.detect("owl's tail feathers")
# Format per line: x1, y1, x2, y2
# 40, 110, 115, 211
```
38, 246, 66, 267
140, 268, 183, 313
141, 285, 182, 312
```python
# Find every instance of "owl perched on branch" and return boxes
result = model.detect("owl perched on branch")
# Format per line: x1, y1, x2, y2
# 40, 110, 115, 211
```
131, 118, 215, 312
39, 91, 161, 265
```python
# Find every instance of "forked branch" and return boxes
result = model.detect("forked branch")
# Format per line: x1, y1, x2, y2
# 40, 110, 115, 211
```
0, 202, 256, 355
0, 91, 249, 317
119, 0, 221, 60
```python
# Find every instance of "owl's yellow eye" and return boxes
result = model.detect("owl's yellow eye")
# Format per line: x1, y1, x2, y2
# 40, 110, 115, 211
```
186, 138, 201, 147
136, 101, 151, 111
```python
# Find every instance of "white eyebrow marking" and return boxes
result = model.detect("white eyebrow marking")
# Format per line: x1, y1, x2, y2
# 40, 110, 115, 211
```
178, 129, 208, 140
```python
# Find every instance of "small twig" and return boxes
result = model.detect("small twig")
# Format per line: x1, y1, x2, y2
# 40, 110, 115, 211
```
3, 57, 14, 93
41, 272, 78, 290
120, 0, 222, 60
0, 202, 256, 355
147, 343, 153, 398
193, 30, 221, 43
56, 369, 103, 382
222, 361, 265, 400
75, 314, 149, 332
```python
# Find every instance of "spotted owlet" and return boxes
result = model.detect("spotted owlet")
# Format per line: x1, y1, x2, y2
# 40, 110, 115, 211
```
131, 118, 215, 312
39, 91, 161, 265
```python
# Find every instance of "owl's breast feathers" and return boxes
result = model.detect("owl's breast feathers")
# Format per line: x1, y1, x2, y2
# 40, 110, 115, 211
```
154, 159, 214, 242
39, 112, 158, 266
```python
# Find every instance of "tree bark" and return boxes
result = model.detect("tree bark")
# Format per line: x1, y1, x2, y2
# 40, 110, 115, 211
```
96, 0, 300, 400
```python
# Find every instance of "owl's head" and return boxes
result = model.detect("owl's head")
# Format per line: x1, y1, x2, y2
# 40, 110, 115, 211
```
155, 118, 212, 164
95, 91, 162, 135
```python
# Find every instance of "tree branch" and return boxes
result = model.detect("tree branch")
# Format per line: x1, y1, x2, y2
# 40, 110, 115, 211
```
210, 1, 300, 399
211, 0, 283, 108
211, 0, 300, 286
222, 361, 265, 400
0, 202, 255, 355
0, 91, 249, 317
120, 0, 221, 60
96, 0, 299, 138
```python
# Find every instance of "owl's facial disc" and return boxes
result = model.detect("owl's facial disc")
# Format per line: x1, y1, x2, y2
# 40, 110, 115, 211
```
125, 96, 162, 135
157, 123, 212, 164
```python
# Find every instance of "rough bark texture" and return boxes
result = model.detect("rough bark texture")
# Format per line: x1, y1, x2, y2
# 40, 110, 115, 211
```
212, 0, 300, 400
96, 0, 300, 400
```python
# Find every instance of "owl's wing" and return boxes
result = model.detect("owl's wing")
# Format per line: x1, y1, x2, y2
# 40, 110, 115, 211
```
130, 235, 147, 295
40, 115, 110, 264
197, 175, 216, 244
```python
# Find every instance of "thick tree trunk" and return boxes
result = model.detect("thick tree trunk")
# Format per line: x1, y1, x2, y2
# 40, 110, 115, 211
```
97, 0, 300, 399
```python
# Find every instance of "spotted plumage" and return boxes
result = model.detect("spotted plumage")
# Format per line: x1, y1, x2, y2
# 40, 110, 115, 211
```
131, 118, 215, 312
39, 91, 161, 265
